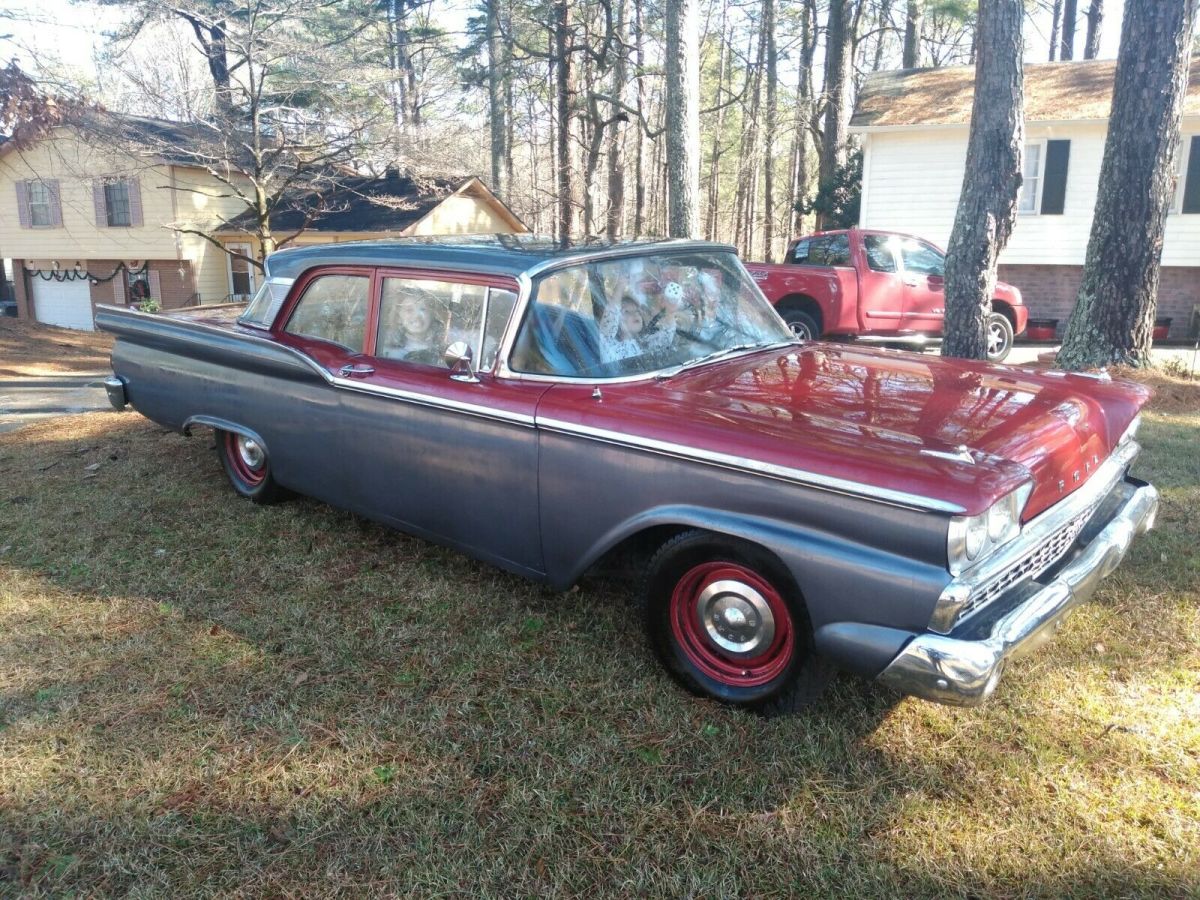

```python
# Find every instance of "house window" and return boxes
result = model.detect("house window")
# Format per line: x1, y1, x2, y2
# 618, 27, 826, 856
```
1172, 135, 1197, 214
28, 181, 53, 227
105, 180, 132, 227
1018, 142, 1044, 214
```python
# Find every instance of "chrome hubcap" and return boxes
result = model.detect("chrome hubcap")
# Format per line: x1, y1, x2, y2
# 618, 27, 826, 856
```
697, 579, 776, 657
789, 321, 811, 341
237, 436, 265, 470
988, 323, 1006, 354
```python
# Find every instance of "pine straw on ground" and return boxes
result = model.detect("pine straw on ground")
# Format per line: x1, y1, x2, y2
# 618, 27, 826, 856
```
0, 403, 1197, 896
0, 319, 114, 377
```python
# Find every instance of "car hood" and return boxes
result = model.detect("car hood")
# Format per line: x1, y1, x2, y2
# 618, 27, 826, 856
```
537, 344, 1149, 520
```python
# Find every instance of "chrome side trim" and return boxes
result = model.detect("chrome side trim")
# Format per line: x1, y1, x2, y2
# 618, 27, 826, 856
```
879, 479, 1158, 706
329, 376, 535, 427
929, 439, 1140, 633
537, 417, 966, 514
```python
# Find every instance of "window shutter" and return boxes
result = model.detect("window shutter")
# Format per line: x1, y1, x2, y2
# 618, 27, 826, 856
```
148, 270, 162, 301
47, 180, 63, 226
1182, 136, 1200, 214
1040, 140, 1070, 215
93, 180, 108, 226
128, 177, 144, 226
15, 181, 31, 228
113, 278, 126, 305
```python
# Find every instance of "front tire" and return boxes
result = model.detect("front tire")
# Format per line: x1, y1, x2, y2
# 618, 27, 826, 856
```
217, 429, 283, 504
642, 530, 832, 714
986, 312, 1014, 362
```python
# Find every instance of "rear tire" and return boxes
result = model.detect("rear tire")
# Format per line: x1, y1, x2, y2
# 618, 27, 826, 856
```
986, 312, 1014, 362
641, 530, 832, 714
781, 308, 820, 342
216, 429, 284, 504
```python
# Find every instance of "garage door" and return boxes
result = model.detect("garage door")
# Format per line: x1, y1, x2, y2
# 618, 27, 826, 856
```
32, 277, 94, 331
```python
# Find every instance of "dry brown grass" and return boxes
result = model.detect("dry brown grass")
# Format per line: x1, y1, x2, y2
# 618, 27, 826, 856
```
0, 400, 1197, 896
0, 319, 114, 377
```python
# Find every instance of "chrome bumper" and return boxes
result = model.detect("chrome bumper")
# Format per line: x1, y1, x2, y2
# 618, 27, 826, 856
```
877, 478, 1158, 706
104, 375, 128, 411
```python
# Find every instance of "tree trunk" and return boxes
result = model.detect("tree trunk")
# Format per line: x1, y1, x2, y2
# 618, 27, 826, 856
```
486, 0, 506, 198
1060, 0, 1077, 60
903, 0, 922, 68
818, 0, 853, 229
762, 0, 778, 261
605, 0, 628, 237
553, 0, 576, 240
633, 0, 647, 235
1049, 0, 1062, 61
1083, 0, 1103, 59
664, 0, 700, 238
1056, 0, 1197, 369
941, 0, 1024, 361
704, 11, 730, 241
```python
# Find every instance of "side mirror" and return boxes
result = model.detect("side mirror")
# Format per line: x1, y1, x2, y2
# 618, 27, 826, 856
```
444, 341, 479, 383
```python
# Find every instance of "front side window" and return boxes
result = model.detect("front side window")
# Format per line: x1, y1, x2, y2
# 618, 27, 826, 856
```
27, 181, 52, 227
898, 239, 944, 277
284, 274, 370, 351
863, 234, 898, 273
1018, 143, 1043, 214
377, 278, 488, 368
105, 180, 132, 227
509, 251, 791, 379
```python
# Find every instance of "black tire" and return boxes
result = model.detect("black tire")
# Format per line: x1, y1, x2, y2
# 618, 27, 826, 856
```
781, 308, 820, 342
986, 311, 1014, 362
641, 530, 833, 715
216, 429, 285, 504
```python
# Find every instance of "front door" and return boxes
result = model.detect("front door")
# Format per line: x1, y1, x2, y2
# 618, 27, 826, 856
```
897, 237, 947, 332
228, 243, 257, 301
342, 272, 548, 576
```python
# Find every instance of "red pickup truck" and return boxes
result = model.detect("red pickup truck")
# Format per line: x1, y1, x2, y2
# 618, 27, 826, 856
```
743, 228, 1028, 362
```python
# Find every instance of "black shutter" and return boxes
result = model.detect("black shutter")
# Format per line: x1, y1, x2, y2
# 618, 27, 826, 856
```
1040, 140, 1071, 215
1182, 136, 1200, 214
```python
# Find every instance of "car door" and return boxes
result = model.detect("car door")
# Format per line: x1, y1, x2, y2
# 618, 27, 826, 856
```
856, 233, 905, 334
337, 270, 550, 577
897, 237, 947, 331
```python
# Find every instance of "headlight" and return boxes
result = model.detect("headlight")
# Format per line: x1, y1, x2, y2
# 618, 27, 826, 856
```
948, 483, 1033, 575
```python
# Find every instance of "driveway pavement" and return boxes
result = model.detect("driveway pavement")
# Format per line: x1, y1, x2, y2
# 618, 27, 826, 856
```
0, 374, 113, 434
1005, 343, 1200, 374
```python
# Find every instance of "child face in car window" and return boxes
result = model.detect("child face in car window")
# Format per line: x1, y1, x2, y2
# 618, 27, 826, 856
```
620, 298, 647, 339
400, 295, 435, 339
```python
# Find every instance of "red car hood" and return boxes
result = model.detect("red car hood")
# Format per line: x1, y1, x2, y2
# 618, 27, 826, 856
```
537, 344, 1149, 520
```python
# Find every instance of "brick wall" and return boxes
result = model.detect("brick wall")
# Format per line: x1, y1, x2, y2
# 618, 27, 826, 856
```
999, 264, 1199, 340
149, 260, 198, 310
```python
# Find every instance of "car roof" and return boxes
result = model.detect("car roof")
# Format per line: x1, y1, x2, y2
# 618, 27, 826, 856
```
263, 234, 737, 281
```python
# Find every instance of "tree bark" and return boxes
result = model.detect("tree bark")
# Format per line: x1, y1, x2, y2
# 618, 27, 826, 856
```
1056, 0, 1197, 369
903, 0, 923, 68
664, 0, 700, 237
605, 0, 628, 237
1083, 0, 1103, 59
941, 0, 1024, 361
486, 0, 506, 198
704, 10, 731, 241
1060, 0, 1077, 60
633, 0, 647, 235
762, 0, 778, 261
1049, 0, 1062, 61
553, 0, 576, 240
818, 0, 853, 229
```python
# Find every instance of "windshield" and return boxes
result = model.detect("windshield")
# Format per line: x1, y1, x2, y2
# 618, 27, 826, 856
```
508, 250, 792, 379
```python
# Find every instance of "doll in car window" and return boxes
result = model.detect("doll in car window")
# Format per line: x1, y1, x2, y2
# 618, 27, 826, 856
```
597, 279, 681, 363
381, 291, 446, 365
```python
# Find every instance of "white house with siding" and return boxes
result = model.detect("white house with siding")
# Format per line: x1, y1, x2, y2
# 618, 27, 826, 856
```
852, 57, 1200, 339
1, 113, 526, 330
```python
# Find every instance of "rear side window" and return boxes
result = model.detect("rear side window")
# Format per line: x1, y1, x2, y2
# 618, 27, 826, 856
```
239, 277, 294, 328
376, 277, 488, 368
823, 234, 851, 267
284, 274, 371, 352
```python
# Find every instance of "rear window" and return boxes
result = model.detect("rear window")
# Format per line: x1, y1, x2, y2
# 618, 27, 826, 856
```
239, 277, 295, 329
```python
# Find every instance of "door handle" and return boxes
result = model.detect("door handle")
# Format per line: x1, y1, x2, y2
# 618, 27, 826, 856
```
339, 363, 375, 378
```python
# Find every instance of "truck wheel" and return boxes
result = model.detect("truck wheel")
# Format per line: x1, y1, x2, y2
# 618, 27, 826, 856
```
986, 312, 1014, 362
641, 530, 832, 714
781, 309, 819, 342
217, 430, 284, 504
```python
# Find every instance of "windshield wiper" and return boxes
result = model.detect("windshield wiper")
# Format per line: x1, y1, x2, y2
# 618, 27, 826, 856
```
655, 341, 793, 380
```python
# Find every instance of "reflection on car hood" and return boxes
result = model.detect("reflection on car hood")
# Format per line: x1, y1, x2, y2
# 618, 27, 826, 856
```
541, 344, 1149, 519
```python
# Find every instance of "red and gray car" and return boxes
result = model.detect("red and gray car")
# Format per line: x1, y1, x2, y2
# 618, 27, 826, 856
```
98, 236, 1157, 712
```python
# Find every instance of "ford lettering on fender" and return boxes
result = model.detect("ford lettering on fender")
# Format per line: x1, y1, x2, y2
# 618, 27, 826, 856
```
98, 236, 1155, 713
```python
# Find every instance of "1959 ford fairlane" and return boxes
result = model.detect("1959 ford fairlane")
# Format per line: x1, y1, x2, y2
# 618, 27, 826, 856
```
97, 236, 1157, 714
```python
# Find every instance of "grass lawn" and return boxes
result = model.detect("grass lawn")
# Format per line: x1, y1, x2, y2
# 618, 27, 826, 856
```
0, 374, 1197, 896
0, 318, 114, 377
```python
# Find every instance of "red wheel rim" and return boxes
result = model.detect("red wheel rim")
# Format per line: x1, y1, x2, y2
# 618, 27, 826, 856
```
668, 561, 795, 688
226, 431, 266, 487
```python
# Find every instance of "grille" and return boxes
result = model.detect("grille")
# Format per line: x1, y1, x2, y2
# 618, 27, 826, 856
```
964, 502, 1099, 614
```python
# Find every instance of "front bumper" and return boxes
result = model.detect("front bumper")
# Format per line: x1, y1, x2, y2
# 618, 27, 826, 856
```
877, 477, 1158, 706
